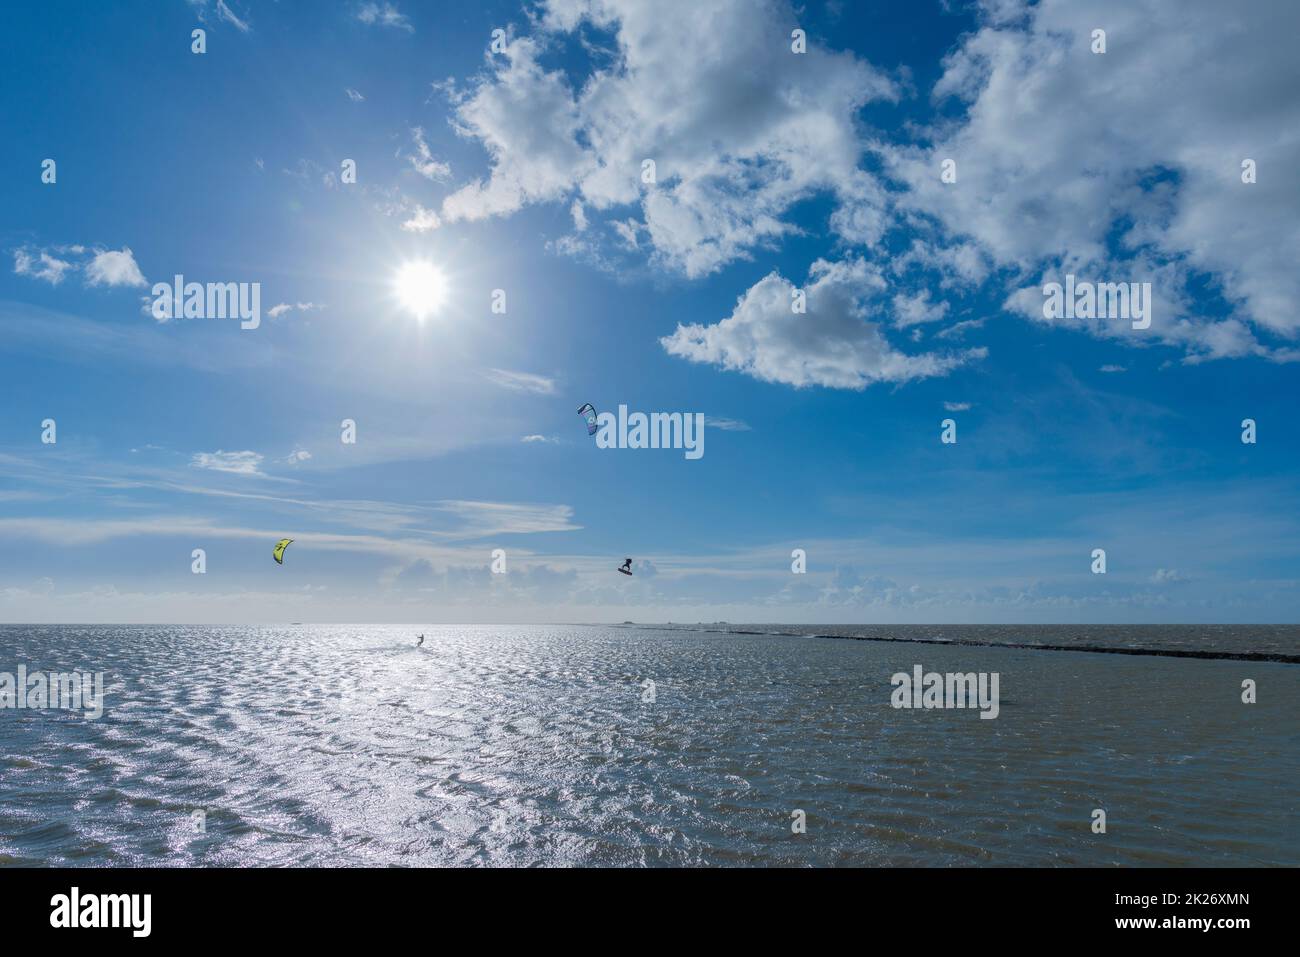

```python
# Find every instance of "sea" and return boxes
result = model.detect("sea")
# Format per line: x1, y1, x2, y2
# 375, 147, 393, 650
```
1, 623, 1296, 867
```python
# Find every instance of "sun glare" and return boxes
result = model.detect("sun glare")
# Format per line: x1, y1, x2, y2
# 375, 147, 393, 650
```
393, 260, 449, 320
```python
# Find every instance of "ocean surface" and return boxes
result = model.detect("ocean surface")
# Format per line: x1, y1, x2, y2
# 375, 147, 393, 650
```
1, 623, 1296, 867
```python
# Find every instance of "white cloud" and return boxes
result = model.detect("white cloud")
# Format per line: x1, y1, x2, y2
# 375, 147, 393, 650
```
285, 448, 312, 464
943, 402, 971, 412
1099, 364, 1127, 374
483, 368, 556, 394
408, 127, 451, 181
401, 204, 441, 233
188, 0, 250, 32
1150, 568, 1188, 584
521, 434, 558, 443
436, 0, 897, 277
190, 450, 264, 476
345, 88, 365, 102
569, 200, 587, 232
882, 0, 1300, 361
15, 244, 146, 289
13, 248, 74, 285
356, 2, 412, 32
267, 302, 324, 319
435, 500, 579, 536
934, 318, 986, 341
661, 258, 985, 389
704, 417, 752, 432
420, 0, 1300, 372
85, 247, 147, 288
892, 290, 950, 328
216, 0, 249, 32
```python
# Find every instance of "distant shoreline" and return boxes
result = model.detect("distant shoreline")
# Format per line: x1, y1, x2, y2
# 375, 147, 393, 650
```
615, 623, 1300, 664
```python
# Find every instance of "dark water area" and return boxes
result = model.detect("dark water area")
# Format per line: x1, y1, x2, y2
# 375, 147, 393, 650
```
645, 623, 1300, 661
1, 624, 1296, 866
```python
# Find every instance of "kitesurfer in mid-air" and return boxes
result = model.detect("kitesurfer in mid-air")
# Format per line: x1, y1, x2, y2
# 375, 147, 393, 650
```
416, 634, 425, 647
618, 559, 633, 576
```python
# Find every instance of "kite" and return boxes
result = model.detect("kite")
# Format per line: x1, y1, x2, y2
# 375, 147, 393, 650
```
273, 538, 293, 564
578, 403, 598, 436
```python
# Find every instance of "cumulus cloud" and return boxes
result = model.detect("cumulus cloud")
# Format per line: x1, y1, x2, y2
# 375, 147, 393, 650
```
436, 0, 897, 277
883, 0, 1300, 361
85, 247, 147, 287
892, 290, 950, 328
661, 258, 985, 389
420, 0, 1299, 376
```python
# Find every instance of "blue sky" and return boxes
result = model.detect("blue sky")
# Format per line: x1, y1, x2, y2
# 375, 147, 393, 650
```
1, 0, 1297, 623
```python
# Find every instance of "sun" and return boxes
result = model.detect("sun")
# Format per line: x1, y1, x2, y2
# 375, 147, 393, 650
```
393, 260, 449, 320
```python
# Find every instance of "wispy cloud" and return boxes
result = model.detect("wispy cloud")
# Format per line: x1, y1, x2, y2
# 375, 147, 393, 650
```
186, 0, 250, 33
267, 301, 324, 319
356, 2, 412, 32
13, 248, 74, 284
408, 127, 450, 181
0, 301, 273, 374
704, 417, 752, 432
190, 450, 265, 476
216, 0, 250, 32
434, 500, 579, 536
483, 368, 556, 395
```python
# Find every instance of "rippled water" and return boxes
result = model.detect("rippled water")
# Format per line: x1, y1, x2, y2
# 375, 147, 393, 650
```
1, 624, 1296, 866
